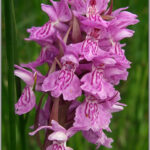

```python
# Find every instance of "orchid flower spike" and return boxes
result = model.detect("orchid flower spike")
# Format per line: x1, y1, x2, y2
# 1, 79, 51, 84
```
15, 0, 139, 149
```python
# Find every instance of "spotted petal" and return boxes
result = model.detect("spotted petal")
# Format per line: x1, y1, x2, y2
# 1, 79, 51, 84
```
15, 86, 36, 115
25, 21, 55, 44
74, 97, 112, 132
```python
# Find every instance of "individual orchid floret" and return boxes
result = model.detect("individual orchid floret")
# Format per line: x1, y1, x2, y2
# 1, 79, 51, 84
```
14, 65, 44, 115
81, 63, 116, 99
69, 0, 110, 28
67, 28, 108, 61
42, 54, 82, 100
82, 129, 113, 149
25, 21, 55, 45
29, 120, 84, 150
74, 92, 124, 148
98, 25, 134, 52
93, 53, 129, 85
80, 29, 108, 61
98, 8, 139, 48
26, 0, 72, 44
74, 94, 112, 132
81, 0, 110, 28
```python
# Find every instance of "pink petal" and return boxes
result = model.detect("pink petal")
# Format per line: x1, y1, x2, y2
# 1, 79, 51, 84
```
42, 71, 60, 92
48, 131, 67, 142
51, 0, 72, 22
63, 75, 82, 100
14, 65, 34, 86
41, 4, 57, 21
15, 87, 35, 115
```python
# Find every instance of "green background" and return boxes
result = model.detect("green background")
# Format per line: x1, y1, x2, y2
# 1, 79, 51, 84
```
2, 0, 148, 150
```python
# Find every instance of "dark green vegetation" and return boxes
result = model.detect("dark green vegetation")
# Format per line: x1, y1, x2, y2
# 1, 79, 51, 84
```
2, 0, 148, 150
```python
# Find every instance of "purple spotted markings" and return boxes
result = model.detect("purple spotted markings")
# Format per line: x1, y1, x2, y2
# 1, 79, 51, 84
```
26, 21, 53, 40
55, 61, 75, 90
85, 95, 99, 121
91, 64, 104, 90
15, 86, 36, 115
82, 38, 98, 56
50, 143, 65, 150
81, 29, 104, 61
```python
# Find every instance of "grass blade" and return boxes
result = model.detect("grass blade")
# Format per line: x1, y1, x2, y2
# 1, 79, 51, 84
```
4, 0, 17, 149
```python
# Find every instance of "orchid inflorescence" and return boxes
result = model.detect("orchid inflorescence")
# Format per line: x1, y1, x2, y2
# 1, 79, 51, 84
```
14, 0, 139, 149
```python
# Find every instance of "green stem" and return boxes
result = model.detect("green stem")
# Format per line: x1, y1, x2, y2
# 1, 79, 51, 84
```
4, 0, 17, 149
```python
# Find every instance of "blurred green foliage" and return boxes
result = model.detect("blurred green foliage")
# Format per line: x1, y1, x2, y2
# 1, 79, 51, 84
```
2, 0, 148, 150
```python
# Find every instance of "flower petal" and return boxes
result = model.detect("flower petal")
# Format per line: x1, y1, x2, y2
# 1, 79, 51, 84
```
14, 65, 34, 86
25, 21, 55, 44
51, 0, 72, 22
48, 131, 67, 142
63, 75, 82, 101
15, 87, 35, 115
41, 3, 57, 21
